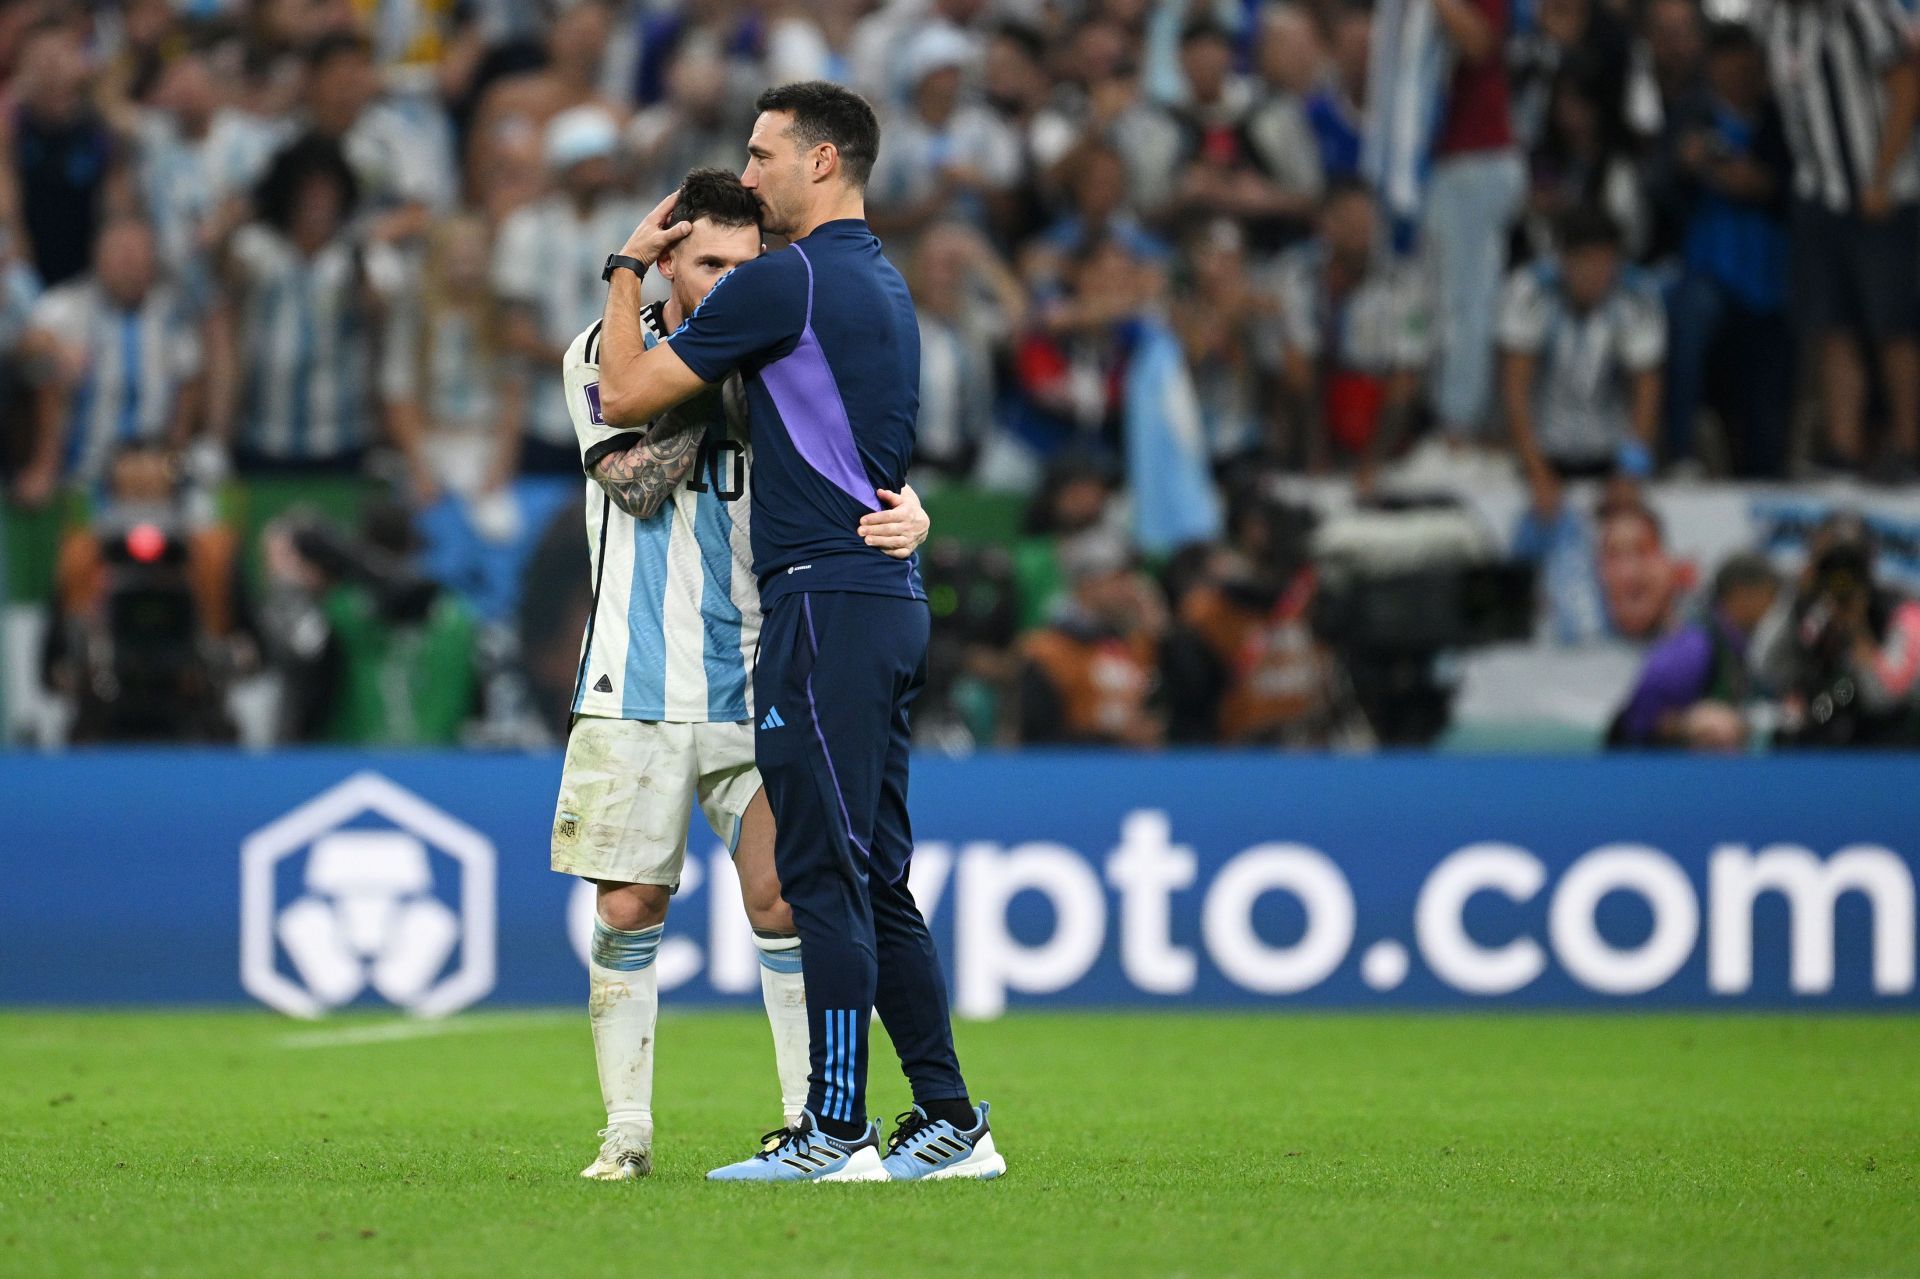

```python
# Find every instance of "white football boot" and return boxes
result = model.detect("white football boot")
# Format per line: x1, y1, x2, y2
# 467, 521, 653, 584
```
580, 1123, 653, 1180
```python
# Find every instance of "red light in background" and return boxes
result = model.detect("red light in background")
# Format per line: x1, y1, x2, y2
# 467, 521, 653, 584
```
126, 523, 167, 564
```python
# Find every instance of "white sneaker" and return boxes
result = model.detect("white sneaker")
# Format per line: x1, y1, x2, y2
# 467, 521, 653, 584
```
580, 1123, 652, 1180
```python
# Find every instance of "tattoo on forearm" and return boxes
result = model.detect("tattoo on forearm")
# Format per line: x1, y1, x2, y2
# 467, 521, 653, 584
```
593, 415, 702, 520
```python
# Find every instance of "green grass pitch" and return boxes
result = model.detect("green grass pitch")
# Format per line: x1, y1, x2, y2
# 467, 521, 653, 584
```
3, 1010, 1916, 1278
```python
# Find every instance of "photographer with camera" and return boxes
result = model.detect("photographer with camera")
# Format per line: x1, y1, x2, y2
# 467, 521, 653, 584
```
257, 500, 476, 745
1016, 528, 1167, 748
915, 539, 1021, 749
45, 442, 237, 743
1762, 512, 1920, 748
1161, 541, 1367, 747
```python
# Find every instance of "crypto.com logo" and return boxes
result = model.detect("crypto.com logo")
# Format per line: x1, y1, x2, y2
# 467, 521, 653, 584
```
240, 773, 496, 1018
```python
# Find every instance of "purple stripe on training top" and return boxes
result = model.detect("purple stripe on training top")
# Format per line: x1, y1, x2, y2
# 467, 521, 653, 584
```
759, 246, 879, 512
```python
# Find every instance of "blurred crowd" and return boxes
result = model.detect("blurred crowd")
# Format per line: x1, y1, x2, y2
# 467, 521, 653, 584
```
2, 0, 1920, 752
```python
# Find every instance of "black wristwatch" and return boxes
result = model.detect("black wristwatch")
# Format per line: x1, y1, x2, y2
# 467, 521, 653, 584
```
602, 253, 648, 283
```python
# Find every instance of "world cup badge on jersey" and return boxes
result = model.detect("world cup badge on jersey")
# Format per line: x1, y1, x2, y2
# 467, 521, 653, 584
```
239, 772, 497, 1018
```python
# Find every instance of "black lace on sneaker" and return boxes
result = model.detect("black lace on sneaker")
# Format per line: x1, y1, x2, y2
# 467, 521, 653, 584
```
885, 1109, 935, 1155
755, 1126, 800, 1160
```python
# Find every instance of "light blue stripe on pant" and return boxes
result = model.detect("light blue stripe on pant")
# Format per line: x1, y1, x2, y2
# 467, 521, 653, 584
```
825, 1009, 844, 1122
824, 1010, 837, 1122
835, 1009, 851, 1122
833, 1009, 855, 1123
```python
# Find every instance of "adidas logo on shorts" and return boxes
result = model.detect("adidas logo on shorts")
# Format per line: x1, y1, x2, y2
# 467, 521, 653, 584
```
760, 706, 786, 731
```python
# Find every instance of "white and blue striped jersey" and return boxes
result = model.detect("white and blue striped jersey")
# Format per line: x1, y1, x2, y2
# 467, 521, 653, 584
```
565, 302, 759, 723
138, 108, 286, 299
228, 224, 404, 463
27, 279, 203, 483
1361, 0, 1450, 227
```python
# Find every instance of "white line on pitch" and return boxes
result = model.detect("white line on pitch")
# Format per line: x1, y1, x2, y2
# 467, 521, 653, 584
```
279, 1011, 567, 1049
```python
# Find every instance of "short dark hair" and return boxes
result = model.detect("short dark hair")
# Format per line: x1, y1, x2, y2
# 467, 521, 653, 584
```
304, 31, 371, 73
1811, 508, 1878, 564
668, 168, 760, 229
1713, 553, 1778, 603
991, 21, 1047, 65
1180, 19, 1234, 48
1556, 206, 1623, 254
754, 81, 880, 189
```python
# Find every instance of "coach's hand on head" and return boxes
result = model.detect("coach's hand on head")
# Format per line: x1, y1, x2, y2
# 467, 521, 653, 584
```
621, 190, 694, 268
597, 189, 708, 431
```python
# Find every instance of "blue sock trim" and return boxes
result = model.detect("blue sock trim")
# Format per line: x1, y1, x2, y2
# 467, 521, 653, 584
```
754, 935, 803, 975
758, 949, 804, 975
591, 920, 663, 971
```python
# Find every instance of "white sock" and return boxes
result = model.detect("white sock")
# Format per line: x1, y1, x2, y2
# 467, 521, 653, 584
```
753, 932, 810, 1127
589, 919, 662, 1144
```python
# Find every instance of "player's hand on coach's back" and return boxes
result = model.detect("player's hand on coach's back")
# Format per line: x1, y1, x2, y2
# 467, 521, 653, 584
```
859, 485, 930, 560
621, 191, 695, 267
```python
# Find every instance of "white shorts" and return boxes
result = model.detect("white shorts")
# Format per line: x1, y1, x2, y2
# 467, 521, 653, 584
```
550, 716, 762, 887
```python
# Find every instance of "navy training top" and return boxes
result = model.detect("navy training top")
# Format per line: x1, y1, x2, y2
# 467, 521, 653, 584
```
665, 218, 924, 607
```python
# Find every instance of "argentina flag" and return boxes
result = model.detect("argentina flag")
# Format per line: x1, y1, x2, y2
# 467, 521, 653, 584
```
1123, 317, 1223, 556
1362, 0, 1453, 249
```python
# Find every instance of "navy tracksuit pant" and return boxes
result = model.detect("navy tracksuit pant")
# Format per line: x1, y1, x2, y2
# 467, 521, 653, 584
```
753, 589, 968, 1131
